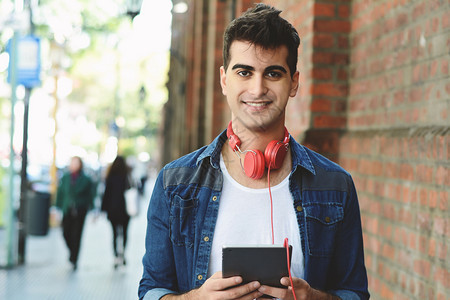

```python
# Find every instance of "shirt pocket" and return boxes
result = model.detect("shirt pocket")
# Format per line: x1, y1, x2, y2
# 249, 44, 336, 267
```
169, 195, 197, 248
304, 203, 344, 257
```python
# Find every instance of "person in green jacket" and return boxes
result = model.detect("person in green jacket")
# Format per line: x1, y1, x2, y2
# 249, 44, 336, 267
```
56, 156, 95, 270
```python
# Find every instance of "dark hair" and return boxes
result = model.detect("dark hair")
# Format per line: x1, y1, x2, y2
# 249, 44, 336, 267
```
223, 3, 300, 77
107, 155, 129, 178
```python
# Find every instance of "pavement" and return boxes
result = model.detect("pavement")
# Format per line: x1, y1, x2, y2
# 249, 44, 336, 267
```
0, 178, 154, 300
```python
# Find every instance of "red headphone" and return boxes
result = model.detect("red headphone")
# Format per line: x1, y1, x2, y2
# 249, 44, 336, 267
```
226, 121, 290, 179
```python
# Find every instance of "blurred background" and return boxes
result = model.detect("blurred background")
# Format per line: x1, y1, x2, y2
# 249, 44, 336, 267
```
0, 0, 448, 299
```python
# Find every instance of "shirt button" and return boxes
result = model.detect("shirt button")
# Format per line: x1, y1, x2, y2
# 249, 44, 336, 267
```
204, 236, 209, 242
325, 217, 331, 223
296, 206, 303, 212
212, 196, 217, 201
197, 274, 203, 280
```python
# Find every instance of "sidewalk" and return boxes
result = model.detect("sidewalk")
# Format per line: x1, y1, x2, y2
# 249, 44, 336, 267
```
0, 179, 154, 300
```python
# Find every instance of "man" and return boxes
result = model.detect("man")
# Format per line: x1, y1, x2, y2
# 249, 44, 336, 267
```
56, 156, 95, 270
139, 4, 369, 299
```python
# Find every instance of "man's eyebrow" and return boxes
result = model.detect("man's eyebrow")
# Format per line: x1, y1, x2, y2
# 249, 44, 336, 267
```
231, 64, 254, 71
231, 64, 287, 74
265, 65, 287, 74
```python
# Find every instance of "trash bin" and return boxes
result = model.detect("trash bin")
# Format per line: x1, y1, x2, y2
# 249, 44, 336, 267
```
26, 190, 50, 236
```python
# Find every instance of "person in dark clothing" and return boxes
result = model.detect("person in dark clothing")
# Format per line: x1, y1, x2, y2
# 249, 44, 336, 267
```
101, 155, 131, 268
56, 156, 95, 270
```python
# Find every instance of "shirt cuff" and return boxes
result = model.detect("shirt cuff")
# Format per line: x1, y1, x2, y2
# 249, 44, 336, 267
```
143, 288, 178, 300
330, 289, 363, 300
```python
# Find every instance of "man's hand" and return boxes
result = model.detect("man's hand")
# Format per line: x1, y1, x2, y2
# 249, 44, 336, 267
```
162, 271, 263, 300
257, 277, 340, 300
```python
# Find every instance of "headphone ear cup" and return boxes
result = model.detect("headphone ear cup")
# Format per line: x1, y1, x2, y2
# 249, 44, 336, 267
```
265, 140, 287, 170
243, 150, 265, 179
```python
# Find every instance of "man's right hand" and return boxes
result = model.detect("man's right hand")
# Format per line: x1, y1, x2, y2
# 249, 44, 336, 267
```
162, 271, 263, 300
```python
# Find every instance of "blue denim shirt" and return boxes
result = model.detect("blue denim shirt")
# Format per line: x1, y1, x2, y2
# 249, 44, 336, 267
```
139, 130, 369, 300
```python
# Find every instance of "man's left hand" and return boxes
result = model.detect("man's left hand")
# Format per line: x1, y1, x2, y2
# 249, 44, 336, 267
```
257, 277, 340, 300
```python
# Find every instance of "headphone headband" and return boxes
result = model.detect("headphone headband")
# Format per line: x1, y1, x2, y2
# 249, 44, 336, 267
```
227, 121, 290, 150
226, 121, 290, 179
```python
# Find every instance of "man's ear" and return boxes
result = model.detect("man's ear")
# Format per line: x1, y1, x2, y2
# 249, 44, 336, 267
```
220, 66, 227, 96
289, 71, 300, 97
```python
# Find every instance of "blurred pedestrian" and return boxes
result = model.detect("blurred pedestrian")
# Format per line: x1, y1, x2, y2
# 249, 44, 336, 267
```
101, 155, 131, 268
56, 156, 95, 270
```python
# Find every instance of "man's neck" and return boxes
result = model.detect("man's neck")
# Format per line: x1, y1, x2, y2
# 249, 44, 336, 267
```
221, 141, 292, 189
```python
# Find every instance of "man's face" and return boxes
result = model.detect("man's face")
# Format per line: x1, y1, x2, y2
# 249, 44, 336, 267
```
69, 157, 81, 173
220, 41, 299, 132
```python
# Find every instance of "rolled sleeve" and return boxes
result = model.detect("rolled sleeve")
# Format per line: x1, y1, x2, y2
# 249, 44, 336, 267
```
143, 288, 178, 300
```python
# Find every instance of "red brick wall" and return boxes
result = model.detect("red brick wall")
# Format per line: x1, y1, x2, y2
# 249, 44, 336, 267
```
341, 0, 449, 299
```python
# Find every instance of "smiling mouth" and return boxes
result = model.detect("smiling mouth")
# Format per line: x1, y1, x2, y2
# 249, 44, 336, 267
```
242, 101, 271, 107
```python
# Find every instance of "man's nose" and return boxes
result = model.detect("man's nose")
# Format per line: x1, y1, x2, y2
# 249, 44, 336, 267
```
248, 76, 268, 97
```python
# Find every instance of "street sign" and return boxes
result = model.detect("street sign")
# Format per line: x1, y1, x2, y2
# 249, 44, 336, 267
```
7, 35, 41, 88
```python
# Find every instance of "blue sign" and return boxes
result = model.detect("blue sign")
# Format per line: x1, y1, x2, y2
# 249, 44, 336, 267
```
7, 35, 41, 88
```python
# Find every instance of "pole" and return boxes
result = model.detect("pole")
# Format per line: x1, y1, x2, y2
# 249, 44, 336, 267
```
17, 87, 30, 264
6, 33, 19, 268
50, 72, 59, 199
17, 0, 35, 265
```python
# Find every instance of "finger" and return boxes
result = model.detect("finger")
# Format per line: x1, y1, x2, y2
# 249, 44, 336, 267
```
209, 275, 243, 291
258, 285, 290, 300
280, 276, 308, 288
221, 281, 261, 299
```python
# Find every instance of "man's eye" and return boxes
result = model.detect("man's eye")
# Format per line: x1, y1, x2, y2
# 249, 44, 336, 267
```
266, 71, 281, 78
237, 70, 251, 77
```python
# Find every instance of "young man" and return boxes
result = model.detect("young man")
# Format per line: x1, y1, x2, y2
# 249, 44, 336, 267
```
139, 4, 369, 300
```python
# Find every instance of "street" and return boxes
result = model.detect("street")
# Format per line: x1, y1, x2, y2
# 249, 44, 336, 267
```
0, 179, 153, 300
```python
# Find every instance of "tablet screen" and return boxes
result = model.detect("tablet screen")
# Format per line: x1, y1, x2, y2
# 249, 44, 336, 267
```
222, 244, 292, 289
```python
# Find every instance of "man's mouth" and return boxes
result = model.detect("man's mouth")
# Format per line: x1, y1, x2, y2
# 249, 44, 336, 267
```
242, 101, 271, 107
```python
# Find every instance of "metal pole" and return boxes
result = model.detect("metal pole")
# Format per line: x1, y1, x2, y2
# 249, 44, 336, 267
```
6, 33, 19, 268
17, 0, 35, 265
17, 87, 30, 265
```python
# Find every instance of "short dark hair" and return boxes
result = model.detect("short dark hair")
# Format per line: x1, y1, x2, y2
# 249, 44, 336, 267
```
223, 3, 300, 77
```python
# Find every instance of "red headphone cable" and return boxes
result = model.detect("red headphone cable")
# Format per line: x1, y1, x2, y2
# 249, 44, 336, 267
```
284, 238, 297, 300
268, 165, 275, 245
268, 167, 297, 300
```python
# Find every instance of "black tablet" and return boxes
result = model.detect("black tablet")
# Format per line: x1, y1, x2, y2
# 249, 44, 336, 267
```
222, 244, 292, 292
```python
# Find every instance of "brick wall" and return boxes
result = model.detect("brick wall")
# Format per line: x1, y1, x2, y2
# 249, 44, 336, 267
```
341, 0, 449, 299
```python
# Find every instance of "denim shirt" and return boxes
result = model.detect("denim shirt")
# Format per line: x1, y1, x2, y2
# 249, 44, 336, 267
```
139, 130, 369, 300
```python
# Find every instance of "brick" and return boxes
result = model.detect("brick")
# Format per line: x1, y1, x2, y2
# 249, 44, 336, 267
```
437, 240, 447, 260
337, 35, 349, 48
416, 164, 433, 183
337, 68, 348, 80
413, 259, 431, 278
310, 98, 332, 112
435, 166, 447, 185
314, 19, 351, 33
428, 238, 436, 257
433, 217, 447, 237
313, 52, 349, 65
399, 163, 414, 181
314, 2, 335, 17
338, 4, 350, 18
417, 212, 431, 232
439, 191, 448, 211
428, 190, 438, 209
434, 266, 450, 288
311, 82, 348, 97
313, 115, 347, 128
313, 33, 335, 48
382, 243, 395, 260
312, 67, 333, 80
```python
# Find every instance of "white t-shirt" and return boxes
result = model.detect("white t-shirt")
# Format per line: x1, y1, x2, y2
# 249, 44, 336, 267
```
207, 155, 304, 279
